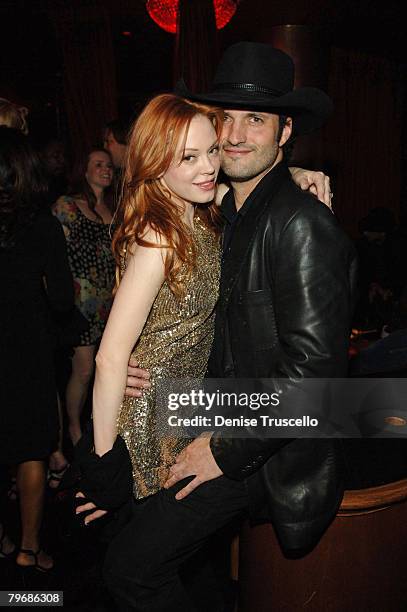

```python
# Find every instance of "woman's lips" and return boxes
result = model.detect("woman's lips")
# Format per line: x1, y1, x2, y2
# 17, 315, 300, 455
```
194, 180, 215, 191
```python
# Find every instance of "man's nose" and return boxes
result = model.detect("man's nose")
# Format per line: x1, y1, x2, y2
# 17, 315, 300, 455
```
224, 121, 246, 145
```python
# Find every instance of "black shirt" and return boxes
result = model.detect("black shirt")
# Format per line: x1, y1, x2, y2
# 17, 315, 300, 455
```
221, 185, 251, 258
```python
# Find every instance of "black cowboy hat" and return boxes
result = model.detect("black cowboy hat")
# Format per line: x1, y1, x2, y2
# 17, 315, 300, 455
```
175, 42, 333, 136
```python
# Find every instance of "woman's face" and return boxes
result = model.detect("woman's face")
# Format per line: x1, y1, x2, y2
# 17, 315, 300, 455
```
161, 114, 220, 206
85, 150, 113, 191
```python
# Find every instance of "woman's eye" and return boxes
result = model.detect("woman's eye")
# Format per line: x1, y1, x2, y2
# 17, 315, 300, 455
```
209, 146, 219, 155
183, 155, 195, 162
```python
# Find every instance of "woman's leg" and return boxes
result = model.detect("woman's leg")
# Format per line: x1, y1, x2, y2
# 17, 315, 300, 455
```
15, 460, 53, 570
65, 345, 96, 444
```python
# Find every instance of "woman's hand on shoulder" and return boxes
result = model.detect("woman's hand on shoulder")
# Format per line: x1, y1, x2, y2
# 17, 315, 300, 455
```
289, 167, 333, 211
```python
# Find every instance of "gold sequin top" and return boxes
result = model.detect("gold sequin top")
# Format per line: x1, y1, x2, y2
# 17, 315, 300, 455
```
117, 214, 220, 499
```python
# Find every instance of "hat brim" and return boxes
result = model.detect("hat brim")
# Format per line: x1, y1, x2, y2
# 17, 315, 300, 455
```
175, 79, 333, 136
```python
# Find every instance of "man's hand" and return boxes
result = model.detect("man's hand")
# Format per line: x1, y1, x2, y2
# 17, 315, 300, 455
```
75, 491, 107, 525
125, 357, 151, 397
164, 433, 223, 500
290, 167, 333, 209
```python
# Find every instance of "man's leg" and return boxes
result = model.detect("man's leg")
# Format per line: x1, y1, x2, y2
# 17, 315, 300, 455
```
103, 476, 248, 612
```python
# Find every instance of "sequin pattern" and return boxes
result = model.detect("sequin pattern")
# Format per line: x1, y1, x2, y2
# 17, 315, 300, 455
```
117, 214, 220, 499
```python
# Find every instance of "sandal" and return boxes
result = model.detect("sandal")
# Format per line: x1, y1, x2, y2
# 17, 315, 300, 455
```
0, 525, 16, 560
17, 548, 53, 573
47, 464, 70, 489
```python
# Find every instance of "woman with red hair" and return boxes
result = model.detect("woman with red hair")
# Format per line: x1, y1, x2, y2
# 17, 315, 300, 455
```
92, 93, 223, 497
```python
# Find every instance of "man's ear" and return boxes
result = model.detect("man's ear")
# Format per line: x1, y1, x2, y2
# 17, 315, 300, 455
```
279, 117, 292, 147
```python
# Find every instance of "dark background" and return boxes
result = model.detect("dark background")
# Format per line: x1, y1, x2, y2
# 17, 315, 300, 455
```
0, 0, 405, 236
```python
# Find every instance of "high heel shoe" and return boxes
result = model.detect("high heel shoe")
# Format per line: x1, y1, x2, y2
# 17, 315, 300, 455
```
17, 548, 54, 573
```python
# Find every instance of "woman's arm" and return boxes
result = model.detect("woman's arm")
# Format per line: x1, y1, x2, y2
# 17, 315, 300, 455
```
93, 233, 166, 457
216, 169, 332, 208
289, 167, 332, 206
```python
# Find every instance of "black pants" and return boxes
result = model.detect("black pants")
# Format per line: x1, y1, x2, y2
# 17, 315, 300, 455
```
103, 476, 249, 612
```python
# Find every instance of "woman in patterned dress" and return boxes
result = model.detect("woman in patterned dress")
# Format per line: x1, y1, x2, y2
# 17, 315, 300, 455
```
53, 149, 115, 444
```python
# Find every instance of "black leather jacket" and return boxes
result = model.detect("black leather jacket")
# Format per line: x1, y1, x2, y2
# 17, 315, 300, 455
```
208, 162, 358, 551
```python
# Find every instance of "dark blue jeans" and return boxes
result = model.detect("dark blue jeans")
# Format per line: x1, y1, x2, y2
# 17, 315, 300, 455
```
103, 476, 248, 612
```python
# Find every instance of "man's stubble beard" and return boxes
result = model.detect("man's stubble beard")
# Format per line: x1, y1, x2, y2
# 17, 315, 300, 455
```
220, 142, 279, 183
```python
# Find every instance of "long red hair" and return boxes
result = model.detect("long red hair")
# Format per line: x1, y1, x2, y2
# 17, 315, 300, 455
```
112, 94, 223, 295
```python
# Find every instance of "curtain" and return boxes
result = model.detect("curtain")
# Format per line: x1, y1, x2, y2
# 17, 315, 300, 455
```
324, 48, 403, 238
50, 0, 118, 157
173, 0, 220, 92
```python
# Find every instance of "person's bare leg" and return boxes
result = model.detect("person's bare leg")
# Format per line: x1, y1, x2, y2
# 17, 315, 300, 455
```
48, 392, 69, 488
65, 345, 96, 445
15, 460, 53, 570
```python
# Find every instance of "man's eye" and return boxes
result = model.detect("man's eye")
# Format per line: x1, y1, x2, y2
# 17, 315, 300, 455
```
250, 116, 263, 123
223, 115, 231, 123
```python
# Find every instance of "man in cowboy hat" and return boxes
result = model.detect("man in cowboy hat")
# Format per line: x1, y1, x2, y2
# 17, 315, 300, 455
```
80, 42, 357, 611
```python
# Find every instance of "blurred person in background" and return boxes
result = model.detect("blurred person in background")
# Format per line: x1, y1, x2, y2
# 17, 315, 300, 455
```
53, 149, 115, 445
354, 207, 406, 331
38, 136, 69, 206
103, 118, 128, 171
0, 127, 74, 572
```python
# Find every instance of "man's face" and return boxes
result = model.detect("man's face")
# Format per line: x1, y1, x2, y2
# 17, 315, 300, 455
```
103, 129, 126, 169
220, 110, 291, 182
